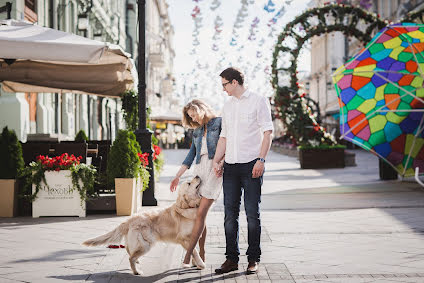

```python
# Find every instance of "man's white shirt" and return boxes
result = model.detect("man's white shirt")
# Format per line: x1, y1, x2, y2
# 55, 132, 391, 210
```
220, 89, 274, 164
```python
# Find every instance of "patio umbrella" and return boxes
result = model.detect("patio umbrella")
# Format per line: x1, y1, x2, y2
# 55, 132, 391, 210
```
332, 23, 424, 178
0, 19, 137, 97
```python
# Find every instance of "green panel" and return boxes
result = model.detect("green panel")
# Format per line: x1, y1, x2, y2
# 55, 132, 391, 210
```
363, 141, 372, 148
346, 95, 365, 110
384, 84, 399, 94
397, 101, 412, 116
369, 43, 385, 54
415, 54, 424, 63
368, 130, 386, 146
402, 155, 414, 171
398, 52, 414, 62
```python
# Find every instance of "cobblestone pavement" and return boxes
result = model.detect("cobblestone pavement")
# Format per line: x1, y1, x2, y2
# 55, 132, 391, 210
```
1, 149, 424, 282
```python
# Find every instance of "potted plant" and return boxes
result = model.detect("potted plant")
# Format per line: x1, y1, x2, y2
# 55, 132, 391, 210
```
0, 127, 24, 217
23, 153, 96, 217
75, 129, 88, 143
107, 130, 149, 216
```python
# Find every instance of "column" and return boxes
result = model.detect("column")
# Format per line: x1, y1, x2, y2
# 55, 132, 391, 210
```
0, 90, 30, 142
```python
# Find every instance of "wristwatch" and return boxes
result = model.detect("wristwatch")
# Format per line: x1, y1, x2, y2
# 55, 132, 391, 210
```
258, 158, 265, 163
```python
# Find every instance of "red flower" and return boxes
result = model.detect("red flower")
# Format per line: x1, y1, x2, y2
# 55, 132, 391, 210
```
138, 152, 149, 167
152, 145, 162, 161
36, 152, 81, 171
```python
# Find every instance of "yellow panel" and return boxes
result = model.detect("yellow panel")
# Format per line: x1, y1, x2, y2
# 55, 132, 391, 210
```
375, 85, 385, 100
357, 99, 377, 113
389, 46, 404, 60
383, 37, 402, 49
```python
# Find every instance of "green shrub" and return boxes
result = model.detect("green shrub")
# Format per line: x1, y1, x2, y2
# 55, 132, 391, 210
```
121, 90, 138, 131
0, 127, 24, 179
107, 130, 146, 183
75, 129, 88, 142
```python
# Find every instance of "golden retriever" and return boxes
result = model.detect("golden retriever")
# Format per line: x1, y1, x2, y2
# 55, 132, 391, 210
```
82, 176, 205, 275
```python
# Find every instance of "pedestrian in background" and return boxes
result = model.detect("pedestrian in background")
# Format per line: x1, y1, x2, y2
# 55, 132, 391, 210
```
170, 99, 223, 268
212, 67, 273, 274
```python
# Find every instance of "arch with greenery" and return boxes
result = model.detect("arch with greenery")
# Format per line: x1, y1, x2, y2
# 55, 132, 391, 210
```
271, 4, 392, 146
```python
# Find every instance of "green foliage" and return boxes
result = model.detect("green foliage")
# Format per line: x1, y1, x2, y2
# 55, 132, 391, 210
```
107, 130, 143, 182
153, 152, 165, 180
75, 129, 88, 142
139, 166, 150, 192
0, 127, 24, 179
70, 163, 97, 205
20, 161, 45, 201
121, 90, 138, 131
120, 90, 158, 145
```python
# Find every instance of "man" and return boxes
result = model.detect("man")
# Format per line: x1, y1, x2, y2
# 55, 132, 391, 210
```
213, 67, 273, 274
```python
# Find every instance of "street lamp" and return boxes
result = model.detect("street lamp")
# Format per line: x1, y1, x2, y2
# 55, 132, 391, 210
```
136, 0, 157, 206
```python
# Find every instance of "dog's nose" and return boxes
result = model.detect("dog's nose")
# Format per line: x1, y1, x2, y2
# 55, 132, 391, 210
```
194, 176, 200, 180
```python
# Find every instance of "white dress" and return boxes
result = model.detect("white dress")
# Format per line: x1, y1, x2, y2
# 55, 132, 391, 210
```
193, 136, 222, 200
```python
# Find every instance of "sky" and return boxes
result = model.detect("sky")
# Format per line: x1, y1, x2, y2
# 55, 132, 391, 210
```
167, 0, 313, 111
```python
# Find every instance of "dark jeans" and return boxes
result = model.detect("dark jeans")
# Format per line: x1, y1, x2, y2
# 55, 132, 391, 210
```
223, 159, 262, 263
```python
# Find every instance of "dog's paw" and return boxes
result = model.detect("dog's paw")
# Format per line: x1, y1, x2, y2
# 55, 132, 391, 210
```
133, 269, 143, 275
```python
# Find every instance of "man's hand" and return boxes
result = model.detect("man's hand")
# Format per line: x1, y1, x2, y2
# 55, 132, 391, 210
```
213, 161, 223, 177
170, 177, 180, 192
252, 160, 264, 178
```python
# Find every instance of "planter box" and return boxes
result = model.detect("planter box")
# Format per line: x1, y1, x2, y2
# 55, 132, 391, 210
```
32, 170, 85, 218
0, 179, 18, 217
115, 178, 144, 216
299, 148, 345, 169
115, 178, 136, 216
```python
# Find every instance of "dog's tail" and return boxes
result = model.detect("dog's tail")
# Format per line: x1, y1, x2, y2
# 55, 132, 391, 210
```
82, 222, 129, 247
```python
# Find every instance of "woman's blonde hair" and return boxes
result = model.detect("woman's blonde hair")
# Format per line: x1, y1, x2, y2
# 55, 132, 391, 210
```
182, 99, 216, 129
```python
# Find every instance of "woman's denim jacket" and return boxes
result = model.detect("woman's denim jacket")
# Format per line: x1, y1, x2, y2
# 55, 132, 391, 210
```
182, 117, 222, 168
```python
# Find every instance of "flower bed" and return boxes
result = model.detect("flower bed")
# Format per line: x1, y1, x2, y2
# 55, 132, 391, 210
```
22, 153, 96, 217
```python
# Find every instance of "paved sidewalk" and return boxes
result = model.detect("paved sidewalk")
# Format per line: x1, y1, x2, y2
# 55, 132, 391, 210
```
1, 149, 424, 282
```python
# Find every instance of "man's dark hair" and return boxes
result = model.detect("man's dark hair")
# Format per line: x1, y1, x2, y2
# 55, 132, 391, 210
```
219, 67, 244, 85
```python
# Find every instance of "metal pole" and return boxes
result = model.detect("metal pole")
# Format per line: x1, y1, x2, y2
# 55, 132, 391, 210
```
6, 2, 11, 19
136, 0, 157, 206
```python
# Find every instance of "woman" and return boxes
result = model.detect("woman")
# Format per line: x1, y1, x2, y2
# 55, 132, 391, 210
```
170, 99, 223, 268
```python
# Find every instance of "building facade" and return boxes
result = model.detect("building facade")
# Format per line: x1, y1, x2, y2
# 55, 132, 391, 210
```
307, 0, 424, 134
0, 0, 176, 142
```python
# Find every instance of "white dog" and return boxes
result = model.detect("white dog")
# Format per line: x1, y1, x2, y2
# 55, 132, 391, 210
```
82, 176, 205, 275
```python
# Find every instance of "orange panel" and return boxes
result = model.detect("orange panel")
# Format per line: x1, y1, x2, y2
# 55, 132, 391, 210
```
385, 94, 401, 110
348, 113, 368, 135
398, 74, 414, 86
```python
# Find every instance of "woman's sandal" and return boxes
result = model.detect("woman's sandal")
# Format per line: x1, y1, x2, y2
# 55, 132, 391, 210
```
181, 263, 192, 269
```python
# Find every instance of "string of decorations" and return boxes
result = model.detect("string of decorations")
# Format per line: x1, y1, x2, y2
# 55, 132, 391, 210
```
180, 0, 296, 108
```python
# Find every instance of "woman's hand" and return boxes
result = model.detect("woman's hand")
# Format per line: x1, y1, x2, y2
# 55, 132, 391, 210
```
170, 177, 180, 192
